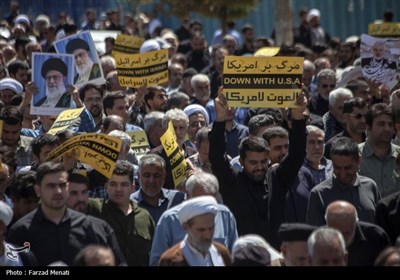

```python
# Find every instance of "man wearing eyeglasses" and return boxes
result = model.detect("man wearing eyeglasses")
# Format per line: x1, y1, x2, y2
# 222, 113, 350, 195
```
183, 104, 209, 148
79, 83, 105, 131
35, 57, 71, 108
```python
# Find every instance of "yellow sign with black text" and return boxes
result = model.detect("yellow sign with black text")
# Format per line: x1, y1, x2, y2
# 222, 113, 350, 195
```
115, 49, 168, 88
47, 107, 85, 135
128, 130, 150, 160
47, 133, 122, 178
368, 23, 400, 36
112, 34, 145, 55
160, 121, 187, 188
223, 56, 303, 108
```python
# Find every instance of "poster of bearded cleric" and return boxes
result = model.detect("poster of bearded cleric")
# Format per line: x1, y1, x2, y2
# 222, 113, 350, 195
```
54, 30, 105, 89
31, 53, 75, 115
361, 34, 400, 90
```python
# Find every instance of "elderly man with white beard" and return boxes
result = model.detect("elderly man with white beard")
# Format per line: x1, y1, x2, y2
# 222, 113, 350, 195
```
66, 38, 101, 87
158, 196, 231, 266
34, 57, 71, 108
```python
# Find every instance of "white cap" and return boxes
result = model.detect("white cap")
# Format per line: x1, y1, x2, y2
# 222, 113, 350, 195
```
35, 14, 50, 26
0, 200, 13, 226
140, 39, 160, 53
140, 38, 171, 53
232, 234, 283, 262
162, 32, 177, 42
0, 78, 23, 94
156, 37, 171, 49
178, 196, 218, 225
307, 9, 320, 23
345, 35, 359, 43
55, 29, 66, 41
15, 14, 30, 26
336, 65, 363, 88
183, 104, 210, 125
0, 27, 11, 40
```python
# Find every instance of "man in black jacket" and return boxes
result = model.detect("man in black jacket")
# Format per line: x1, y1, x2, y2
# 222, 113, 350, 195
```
7, 162, 125, 266
326, 200, 390, 266
209, 89, 307, 249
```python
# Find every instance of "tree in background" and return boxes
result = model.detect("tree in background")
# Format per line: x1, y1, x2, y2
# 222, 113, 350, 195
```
274, 0, 293, 46
124, 0, 294, 47
158, 0, 261, 36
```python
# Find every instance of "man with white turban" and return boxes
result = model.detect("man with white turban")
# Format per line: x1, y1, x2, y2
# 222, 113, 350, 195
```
307, 8, 330, 48
158, 196, 231, 266
184, 103, 209, 145
0, 200, 28, 266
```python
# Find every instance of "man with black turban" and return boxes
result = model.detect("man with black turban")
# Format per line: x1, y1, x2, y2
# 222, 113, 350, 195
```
66, 38, 101, 87
35, 57, 71, 108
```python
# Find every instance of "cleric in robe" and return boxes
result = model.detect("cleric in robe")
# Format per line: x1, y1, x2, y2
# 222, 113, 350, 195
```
35, 57, 71, 108
66, 38, 101, 87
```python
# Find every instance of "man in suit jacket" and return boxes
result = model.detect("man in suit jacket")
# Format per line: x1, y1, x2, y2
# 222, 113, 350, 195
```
158, 196, 231, 266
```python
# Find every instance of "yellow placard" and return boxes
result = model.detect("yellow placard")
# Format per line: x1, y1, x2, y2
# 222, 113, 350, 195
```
160, 121, 187, 188
224, 56, 303, 75
112, 34, 145, 55
47, 107, 85, 135
47, 133, 122, 179
115, 49, 168, 88
368, 23, 400, 36
223, 56, 303, 108
254, 47, 280, 57
127, 130, 150, 161
224, 89, 301, 108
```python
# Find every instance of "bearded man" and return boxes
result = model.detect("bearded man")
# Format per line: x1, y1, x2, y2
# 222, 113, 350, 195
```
35, 57, 71, 108
66, 38, 101, 87
158, 196, 231, 266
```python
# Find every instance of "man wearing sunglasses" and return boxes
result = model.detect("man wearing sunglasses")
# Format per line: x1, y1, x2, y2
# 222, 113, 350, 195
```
324, 97, 367, 159
308, 68, 336, 117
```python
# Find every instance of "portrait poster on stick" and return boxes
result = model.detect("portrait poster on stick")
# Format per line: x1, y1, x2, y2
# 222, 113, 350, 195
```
360, 34, 400, 90
31, 53, 74, 116
54, 30, 106, 88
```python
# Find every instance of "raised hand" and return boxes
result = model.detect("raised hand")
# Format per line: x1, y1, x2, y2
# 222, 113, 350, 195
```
214, 86, 229, 122
291, 89, 308, 120
134, 86, 148, 107
66, 85, 82, 107
24, 81, 39, 100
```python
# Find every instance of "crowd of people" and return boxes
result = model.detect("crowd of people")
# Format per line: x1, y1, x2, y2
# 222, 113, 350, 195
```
0, 0, 400, 267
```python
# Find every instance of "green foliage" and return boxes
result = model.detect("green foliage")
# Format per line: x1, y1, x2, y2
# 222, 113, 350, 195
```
158, 0, 261, 20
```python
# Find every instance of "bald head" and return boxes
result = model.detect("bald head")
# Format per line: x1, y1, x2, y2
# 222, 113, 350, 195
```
102, 115, 125, 134
325, 201, 358, 247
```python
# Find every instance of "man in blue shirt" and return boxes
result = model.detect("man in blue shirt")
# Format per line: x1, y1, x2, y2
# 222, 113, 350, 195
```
130, 154, 185, 224
149, 171, 238, 266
